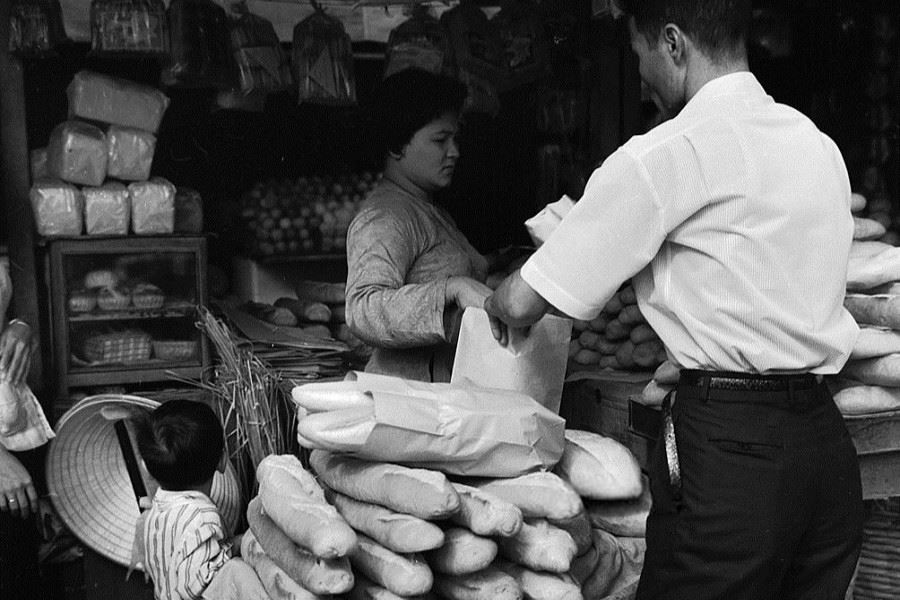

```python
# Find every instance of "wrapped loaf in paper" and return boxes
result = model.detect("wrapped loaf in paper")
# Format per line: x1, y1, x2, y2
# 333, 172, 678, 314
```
129, 177, 175, 234
30, 179, 84, 236
46, 121, 108, 186
67, 70, 170, 133
106, 126, 156, 181
84, 182, 131, 235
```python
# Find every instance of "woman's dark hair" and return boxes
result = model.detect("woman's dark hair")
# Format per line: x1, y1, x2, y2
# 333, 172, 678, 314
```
616, 0, 751, 58
370, 68, 468, 157
133, 399, 225, 491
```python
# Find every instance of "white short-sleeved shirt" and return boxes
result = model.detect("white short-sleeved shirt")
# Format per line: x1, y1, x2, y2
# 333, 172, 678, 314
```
522, 72, 858, 374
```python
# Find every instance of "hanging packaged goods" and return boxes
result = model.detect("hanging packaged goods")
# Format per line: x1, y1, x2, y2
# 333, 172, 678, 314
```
292, 1, 357, 105
383, 5, 452, 78
493, 0, 551, 89
227, 2, 293, 95
440, 2, 506, 114
8, 0, 68, 55
89, 0, 169, 55
163, 0, 235, 89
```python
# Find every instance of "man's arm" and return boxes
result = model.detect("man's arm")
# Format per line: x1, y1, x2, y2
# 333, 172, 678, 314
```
483, 269, 550, 346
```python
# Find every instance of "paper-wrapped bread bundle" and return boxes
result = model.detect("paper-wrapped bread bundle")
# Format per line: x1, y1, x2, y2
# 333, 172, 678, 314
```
129, 177, 175, 234
46, 121, 108, 187
84, 182, 130, 235
106, 126, 156, 181
67, 70, 170, 133
30, 179, 84, 236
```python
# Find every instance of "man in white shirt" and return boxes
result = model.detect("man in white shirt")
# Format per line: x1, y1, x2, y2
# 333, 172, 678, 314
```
485, 1, 863, 598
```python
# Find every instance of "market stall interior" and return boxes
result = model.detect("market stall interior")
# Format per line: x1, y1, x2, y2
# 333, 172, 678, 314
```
0, 1, 899, 599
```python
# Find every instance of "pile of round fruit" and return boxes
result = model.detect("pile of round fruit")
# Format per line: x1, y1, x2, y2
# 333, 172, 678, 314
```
240, 171, 381, 257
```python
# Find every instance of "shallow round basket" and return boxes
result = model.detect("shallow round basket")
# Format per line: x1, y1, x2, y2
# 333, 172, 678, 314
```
132, 293, 164, 310
46, 394, 242, 569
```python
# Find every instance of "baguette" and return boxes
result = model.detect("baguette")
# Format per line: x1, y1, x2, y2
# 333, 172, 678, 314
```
449, 483, 523, 538
629, 323, 657, 345
256, 454, 357, 558
548, 510, 593, 556
854, 217, 887, 241
553, 429, 643, 501
497, 519, 578, 573
246, 497, 354, 595
853, 327, 900, 360
844, 294, 900, 329
847, 246, 900, 291
348, 574, 438, 600
495, 559, 583, 600
842, 353, 900, 386
275, 297, 332, 323
584, 476, 652, 537
349, 533, 433, 597
425, 528, 497, 575
309, 450, 460, 519
432, 567, 522, 600
325, 488, 445, 553
295, 407, 375, 452
851, 192, 867, 213
241, 531, 324, 600
832, 383, 900, 416
640, 379, 672, 407
291, 381, 374, 413
573, 348, 601, 365
471, 471, 583, 521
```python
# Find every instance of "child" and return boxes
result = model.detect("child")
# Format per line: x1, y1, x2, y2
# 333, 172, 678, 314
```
134, 399, 262, 600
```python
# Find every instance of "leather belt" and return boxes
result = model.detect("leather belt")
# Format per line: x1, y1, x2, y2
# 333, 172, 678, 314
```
679, 369, 820, 392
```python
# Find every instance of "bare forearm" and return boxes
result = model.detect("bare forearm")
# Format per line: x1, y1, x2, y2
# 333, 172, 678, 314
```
484, 269, 549, 327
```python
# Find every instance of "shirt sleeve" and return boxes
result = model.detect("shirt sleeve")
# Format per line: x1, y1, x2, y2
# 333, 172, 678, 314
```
345, 205, 450, 348
521, 149, 668, 321
176, 509, 232, 600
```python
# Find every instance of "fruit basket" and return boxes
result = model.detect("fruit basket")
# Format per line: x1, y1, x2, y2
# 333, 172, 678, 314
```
81, 330, 152, 364
152, 340, 198, 361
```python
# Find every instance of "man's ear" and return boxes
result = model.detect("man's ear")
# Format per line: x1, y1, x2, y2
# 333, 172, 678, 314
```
662, 23, 687, 65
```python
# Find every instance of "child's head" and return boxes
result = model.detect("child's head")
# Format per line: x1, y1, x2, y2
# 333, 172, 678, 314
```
134, 399, 225, 491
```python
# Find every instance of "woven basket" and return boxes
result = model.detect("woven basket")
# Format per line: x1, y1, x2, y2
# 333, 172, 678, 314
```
132, 293, 164, 310
152, 340, 198, 361
97, 289, 132, 311
82, 330, 152, 363
68, 291, 97, 313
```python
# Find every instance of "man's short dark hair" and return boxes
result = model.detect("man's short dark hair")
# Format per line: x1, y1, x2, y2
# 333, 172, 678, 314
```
370, 68, 468, 157
616, 0, 751, 58
134, 399, 224, 491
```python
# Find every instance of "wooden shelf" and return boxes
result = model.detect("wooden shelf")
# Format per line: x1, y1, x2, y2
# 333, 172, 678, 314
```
67, 305, 196, 322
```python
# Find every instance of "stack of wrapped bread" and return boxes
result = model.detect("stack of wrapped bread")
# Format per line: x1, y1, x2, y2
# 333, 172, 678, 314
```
243, 382, 653, 600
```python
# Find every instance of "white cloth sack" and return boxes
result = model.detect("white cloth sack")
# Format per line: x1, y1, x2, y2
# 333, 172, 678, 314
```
452, 307, 572, 413
524, 194, 575, 247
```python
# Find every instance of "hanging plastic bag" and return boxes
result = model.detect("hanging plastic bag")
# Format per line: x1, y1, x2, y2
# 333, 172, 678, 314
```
228, 1, 292, 95
292, 1, 357, 106
383, 5, 452, 79
89, 0, 168, 56
163, 0, 235, 89
8, 0, 68, 55
493, 0, 552, 90
440, 2, 505, 115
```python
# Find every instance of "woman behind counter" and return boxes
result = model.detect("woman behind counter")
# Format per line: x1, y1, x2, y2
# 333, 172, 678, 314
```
345, 68, 494, 382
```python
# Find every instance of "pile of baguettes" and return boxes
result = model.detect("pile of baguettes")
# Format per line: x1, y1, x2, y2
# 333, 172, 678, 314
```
641, 192, 900, 417
237, 383, 655, 600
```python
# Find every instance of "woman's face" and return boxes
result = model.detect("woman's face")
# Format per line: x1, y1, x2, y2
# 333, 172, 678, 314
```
396, 111, 461, 193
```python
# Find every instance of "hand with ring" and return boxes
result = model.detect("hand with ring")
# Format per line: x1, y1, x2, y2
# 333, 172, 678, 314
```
0, 446, 38, 519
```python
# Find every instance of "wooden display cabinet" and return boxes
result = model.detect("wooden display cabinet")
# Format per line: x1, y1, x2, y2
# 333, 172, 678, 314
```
47, 236, 209, 404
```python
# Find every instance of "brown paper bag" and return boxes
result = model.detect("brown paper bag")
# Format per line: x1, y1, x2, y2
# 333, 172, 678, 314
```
452, 307, 572, 413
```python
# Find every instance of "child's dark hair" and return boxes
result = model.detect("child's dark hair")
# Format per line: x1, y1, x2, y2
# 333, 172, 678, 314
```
134, 399, 224, 491
369, 68, 468, 157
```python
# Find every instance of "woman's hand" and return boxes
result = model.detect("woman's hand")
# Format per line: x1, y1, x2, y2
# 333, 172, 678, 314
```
0, 446, 38, 519
446, 276, 493, 312
0, 320, 34, 387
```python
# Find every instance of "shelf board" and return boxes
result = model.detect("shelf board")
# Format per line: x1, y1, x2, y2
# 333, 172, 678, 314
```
251, 253, 347, 265
68, 306, 196, 322
65, 364, 204, 387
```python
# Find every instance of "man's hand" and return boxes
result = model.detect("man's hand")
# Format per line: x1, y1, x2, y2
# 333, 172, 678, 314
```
446, 276, 494, 311
0, 446, 39, 520
483, 270, 550, 346
0, 320, 34, 387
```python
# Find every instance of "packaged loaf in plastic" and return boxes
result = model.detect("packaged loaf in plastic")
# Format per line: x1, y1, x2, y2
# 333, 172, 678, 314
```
46, 120, 108, 187
30, 179, 84, 236
174, 187, 203, 233
67, 70, 170, 133
84, 182, 131, 235
30, 147, 48, 181
106, 126, 156, 181
163, 0, 234, 89
89, 0, 169, 55
292, 1, 356, 105
129, 177, 175, 234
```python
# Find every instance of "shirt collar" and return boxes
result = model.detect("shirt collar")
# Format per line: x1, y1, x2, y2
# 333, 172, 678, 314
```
680, 71, 768, 117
